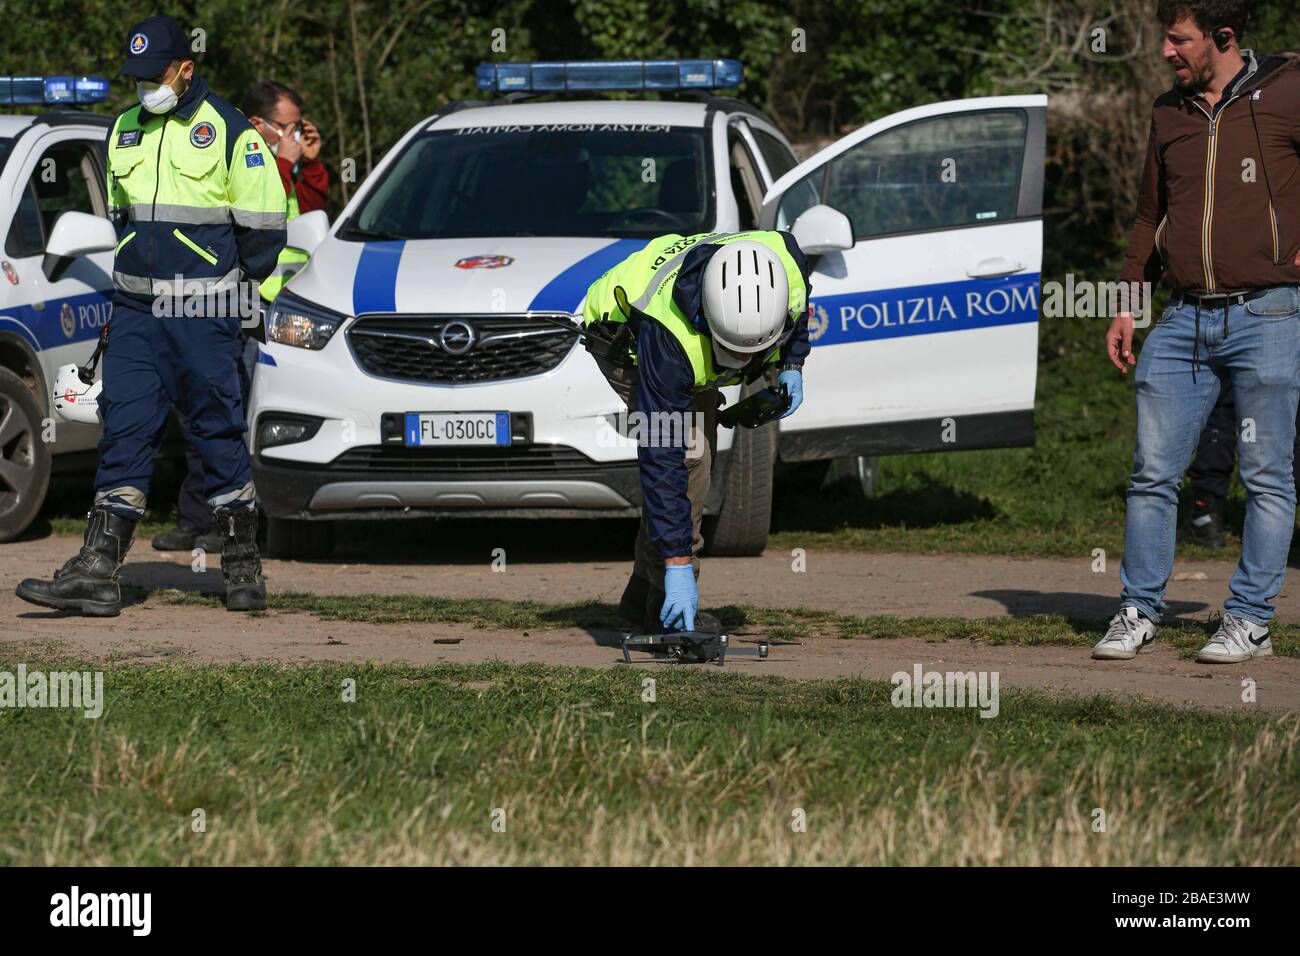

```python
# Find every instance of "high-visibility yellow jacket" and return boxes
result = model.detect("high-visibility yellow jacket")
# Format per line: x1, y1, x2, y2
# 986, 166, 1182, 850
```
106, 75, 286, 303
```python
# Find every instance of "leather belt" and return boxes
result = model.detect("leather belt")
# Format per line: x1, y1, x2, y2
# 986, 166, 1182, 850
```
1173, 288, 1270, 308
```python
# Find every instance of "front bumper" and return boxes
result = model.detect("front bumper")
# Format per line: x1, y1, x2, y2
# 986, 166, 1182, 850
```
253, 443, 642, 519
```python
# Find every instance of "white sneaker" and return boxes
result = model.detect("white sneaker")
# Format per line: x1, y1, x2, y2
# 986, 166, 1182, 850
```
1195, 613, 1273, 664
1092, 607, 1157, 660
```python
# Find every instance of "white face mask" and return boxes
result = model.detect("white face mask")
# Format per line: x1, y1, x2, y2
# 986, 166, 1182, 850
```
267, 122, 301, 157
137, 80, 179, 114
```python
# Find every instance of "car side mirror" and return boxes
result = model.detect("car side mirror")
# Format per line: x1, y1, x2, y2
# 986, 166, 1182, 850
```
286, 209, 330, 256
42, 211, 117, 282
791, 204, 855, 255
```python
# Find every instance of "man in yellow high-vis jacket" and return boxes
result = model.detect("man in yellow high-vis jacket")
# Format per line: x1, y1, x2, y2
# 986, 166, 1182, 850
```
16, 15, 286, 618
583, 230, 811, 633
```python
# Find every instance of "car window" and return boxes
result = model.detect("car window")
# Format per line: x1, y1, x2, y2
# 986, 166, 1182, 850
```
751, 128, 797, 182
728, 131, 762, 230
5, 182, 46, 258
350, 126, 712, 239
4, 139, 104, 258
777, 110, 1028, 239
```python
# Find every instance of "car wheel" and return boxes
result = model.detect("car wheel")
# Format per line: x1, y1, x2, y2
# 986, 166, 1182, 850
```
265, 517, 333, 560
704, 416, 775, 557
0, 366, 52, 543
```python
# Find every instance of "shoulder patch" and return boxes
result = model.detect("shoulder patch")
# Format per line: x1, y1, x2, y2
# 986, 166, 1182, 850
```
190, 122, 217, 148
117, 129, 143, 147
245, 153, 265, 167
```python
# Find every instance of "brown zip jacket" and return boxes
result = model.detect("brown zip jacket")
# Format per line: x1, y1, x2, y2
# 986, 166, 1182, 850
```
1119, 51, 1300, 298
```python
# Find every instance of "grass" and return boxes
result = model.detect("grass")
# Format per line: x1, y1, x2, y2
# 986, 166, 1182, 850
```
153, 590, 1300, 660
0, 656, 1294, 866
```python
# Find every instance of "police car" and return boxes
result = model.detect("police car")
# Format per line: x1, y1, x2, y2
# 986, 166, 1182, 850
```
0, 76, 118, 541
250, 59, 1047, 558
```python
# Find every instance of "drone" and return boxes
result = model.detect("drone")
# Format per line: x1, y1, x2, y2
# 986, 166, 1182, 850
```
619, 629, 770, 666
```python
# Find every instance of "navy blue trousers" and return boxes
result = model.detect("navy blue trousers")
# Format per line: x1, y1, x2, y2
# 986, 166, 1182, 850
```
93, 299, 256, 520
175, 335, 256, 530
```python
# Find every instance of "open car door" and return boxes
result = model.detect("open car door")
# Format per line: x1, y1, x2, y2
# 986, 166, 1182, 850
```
760, 95, 1046, 461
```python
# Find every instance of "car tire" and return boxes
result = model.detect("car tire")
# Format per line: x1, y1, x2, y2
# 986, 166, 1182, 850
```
265, 517, 333, 560
704, 416, 775, 557
0, 365, 52, 543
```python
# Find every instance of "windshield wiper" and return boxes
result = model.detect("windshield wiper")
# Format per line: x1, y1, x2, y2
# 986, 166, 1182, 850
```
338, 223, 406, 242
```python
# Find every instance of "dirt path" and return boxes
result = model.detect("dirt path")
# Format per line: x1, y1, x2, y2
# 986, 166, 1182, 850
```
2, 534, 1297, 711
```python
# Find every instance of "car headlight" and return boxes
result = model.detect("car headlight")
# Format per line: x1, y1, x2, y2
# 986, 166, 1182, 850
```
266, 292, 345, 349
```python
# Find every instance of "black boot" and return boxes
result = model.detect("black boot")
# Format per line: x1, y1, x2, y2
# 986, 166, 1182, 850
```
216, 506, 266, 611
16, 507, 135, 616
151, 524, 201, 551
1180, 496, 1226, 550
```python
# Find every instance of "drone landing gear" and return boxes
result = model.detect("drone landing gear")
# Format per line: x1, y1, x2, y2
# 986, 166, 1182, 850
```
620, 630, 769, 666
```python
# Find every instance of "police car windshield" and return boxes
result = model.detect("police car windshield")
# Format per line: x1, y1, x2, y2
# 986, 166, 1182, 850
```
0, 139, 11, 174
348, 125, 711, 239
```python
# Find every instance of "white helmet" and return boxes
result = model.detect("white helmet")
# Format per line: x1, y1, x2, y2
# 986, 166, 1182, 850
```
51, 364, 102, 424
701, 240, 790, 354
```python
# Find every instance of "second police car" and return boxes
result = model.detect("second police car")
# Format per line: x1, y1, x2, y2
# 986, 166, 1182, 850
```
256, 60, 1050, 557
0, 75, 119, 541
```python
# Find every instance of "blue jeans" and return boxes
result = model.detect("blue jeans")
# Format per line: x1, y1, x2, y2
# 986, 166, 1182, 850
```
1120, 285, 1300, 625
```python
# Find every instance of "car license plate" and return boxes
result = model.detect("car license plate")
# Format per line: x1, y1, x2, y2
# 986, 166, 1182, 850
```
404, 412, 510, 447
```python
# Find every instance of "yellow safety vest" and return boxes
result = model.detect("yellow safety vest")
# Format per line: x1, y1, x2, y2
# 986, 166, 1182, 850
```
583, 231, 807, 389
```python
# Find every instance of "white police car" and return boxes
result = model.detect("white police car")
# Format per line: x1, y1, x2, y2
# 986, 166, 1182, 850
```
251, 59, 1046, 558
0, 76, 119, 541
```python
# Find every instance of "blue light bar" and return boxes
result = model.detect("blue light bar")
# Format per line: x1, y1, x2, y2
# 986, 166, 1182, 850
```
0, 74, 109, 106
476, 59, 743, 93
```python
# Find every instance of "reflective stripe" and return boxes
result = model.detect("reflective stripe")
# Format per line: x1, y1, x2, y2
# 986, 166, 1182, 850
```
127, 203, 231, 225
630, 232, 740, 311
94, 485, 147, 517
115, 231, 137, 255
114, 269, 242, 297
209, 481, 257, 508
231, 208, 287, 230
173, 227, 218, 266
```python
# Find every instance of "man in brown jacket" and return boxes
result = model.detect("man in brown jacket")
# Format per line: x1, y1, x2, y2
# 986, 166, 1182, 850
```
1098, 0, 1300, 664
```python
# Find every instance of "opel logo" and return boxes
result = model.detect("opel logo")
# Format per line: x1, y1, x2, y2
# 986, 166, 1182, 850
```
438, 320, 476, 356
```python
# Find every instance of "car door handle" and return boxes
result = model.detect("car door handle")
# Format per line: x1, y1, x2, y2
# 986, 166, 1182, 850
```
967, 257, 1024, 279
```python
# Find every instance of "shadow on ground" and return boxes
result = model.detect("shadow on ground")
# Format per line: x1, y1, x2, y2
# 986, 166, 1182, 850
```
970, 589, 1210, 630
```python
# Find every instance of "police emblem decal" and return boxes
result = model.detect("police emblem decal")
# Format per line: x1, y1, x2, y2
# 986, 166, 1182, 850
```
60, 303, 76, 340
190, 122, 216, 148
454, 255, 514, 269
808, 303, 829, 342
129, 32, 149, 54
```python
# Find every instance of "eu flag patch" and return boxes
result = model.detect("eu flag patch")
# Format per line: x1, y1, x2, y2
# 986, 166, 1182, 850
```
245, 153, 265, 167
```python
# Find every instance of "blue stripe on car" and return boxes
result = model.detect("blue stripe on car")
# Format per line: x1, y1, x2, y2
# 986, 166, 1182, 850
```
527, 238, 644, 313
352, 241, 406, 315
808, 273, 1041, 346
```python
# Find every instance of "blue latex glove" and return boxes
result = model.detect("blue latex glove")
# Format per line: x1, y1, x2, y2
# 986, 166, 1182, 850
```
660, 564, 698, 631
778, 368, 804, 419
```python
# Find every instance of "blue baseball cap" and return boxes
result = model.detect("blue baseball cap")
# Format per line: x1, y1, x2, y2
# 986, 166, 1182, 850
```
118, 15, 192, 79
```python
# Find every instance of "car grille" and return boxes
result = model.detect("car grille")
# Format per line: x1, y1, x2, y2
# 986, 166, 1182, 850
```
325, 444, 607, 477
347, 314, 579, 384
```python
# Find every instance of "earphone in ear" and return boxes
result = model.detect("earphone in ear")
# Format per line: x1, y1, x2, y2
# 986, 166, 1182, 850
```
1213, 28, 1233, 50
